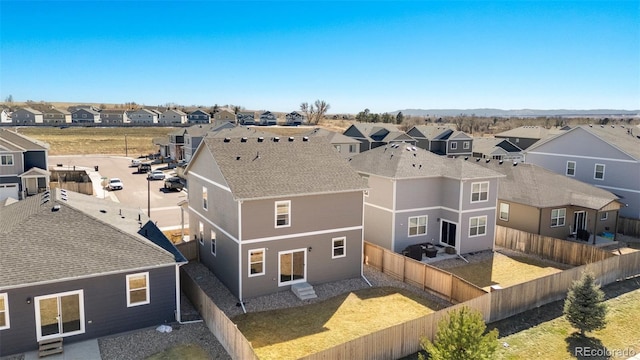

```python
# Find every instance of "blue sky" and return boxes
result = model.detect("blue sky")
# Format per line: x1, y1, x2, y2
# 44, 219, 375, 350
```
1, 1, 638, 113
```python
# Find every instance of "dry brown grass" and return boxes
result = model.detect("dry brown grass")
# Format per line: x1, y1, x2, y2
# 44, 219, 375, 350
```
162, 229, 189, 244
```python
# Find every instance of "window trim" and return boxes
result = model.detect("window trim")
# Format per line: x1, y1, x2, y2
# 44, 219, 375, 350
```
600, 212, 608, 221
566, 161, 576, 177
275, 200, 291, 228
469, 216, 487, 237
210, 229, 216, 256
408, 215, 428, 237
450, 142, 457, 150
332, 237, 346, 259
198, 221, 204, 245
0, 154, 14, 166
594, 164, 605, 180
0, 293, 9, 330
202, 186, 208, 210
470, 181, 489, 203
499, 203, 510, 221
349, 144, 357, 153
551, 208, 566, 227
126, 272, 150, 307
463, 141, 470, 150
248, 248, 265, 277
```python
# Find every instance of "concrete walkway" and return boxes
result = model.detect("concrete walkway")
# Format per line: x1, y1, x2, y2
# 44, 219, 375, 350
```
24, 339, 101, 360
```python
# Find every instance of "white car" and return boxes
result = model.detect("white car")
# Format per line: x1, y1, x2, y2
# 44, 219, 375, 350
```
130, 159, 141, 167
108, 178, 124, 190
147, 170, 165, 180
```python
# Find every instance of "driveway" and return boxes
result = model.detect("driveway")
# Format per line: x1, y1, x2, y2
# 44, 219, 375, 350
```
50, 155, 188, 230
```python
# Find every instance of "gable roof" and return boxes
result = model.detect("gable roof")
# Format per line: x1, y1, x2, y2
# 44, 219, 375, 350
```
304, 128, 360, 144
16, 107, 43, 116
99, 109, 126, 115
348, 144, 503, 180
162, 109, 187, 116
472, 138, 522, 155
205, 126, 273, 139
189, 109, 210, 116
0, 128, 49, 151
474, 160, 620, 210
195, 137, 367, 200
526, 125, 640, 161
72, 108, 100, 116
346, 123, 401, 140
407, 125, 455, 139
0, 189, 177, 289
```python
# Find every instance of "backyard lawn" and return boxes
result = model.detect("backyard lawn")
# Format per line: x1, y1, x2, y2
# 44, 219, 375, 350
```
233, 286, 446, 360
145, 344, 210, 360
442, 251, 572, 290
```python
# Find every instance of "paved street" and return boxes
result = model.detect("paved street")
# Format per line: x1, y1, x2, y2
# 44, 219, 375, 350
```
50, 155, 188, 231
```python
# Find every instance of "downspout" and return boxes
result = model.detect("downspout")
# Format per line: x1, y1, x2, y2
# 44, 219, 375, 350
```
592, 210, 597, 245
238, 200, 247, 314
537, 208, 543, 235
361, 190, 372, 287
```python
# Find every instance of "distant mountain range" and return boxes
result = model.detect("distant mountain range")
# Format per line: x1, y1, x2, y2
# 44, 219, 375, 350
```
393, 109, 640, 117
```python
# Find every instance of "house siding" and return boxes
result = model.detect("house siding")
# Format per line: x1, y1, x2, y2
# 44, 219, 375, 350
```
0, 266, 176, 357
496, 201, 540, 234
0, 151, 23, 176
24, 150, 47, 171
199, 231, 240, 297
363, 205, 393, 250
447, 140, 472, 156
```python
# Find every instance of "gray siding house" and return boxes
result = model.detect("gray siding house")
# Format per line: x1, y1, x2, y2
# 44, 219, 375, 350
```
259, 111, 277, 126
11, 108, 43, 125
304, 128, 360, 158
214, 109, 236, 123
187, 109, 211, 124
472, 138, 523, 161
0, 189, 186, 357
71, 108, 100, 124
181, 122, 236, 162
348, 144, 503, 255
237, 112, 256, 125
100, 109, 128, 125
406, 125, 473, 157
0, 129, 49, 201
343, 123, 416, 152
128, 109, 158, 125
41, 108, 71, 125
185, 136, 367, 301
160, 109, 187, 125
285, 111, 306, 126
494, 126, 568, 150
525, 125, 640, 219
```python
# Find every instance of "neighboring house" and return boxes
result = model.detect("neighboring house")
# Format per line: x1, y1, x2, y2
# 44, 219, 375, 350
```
128, 109, 159, 125
285, 111, 306, 126
100, 109, 128, 125
41, 108, 71, 125
184, 136, 367, 301
237, 112, 256, 125
494, 126, 568, 150
348, 144, 503, 255
343, 123, 416, 152
11, 108, 43, 125
160, 109, 187, 125
187, 109, 211, 124
168, 128, 187, 161
214, 109, 236, 123
304, 128, 360, 157
472, 137, 523, 161
525, 125, 640, 220
259, 111, 277, 126
1, 109, 11, 124
0, 129, 49, 201
182, 122, 236, 162
406, 125, 473, 157
0, 189, 187, 357
71, 108, 101, 124
475, 160, 621, 241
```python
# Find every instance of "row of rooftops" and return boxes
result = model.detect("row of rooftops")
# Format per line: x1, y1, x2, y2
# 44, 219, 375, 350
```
5, 106, 304, 118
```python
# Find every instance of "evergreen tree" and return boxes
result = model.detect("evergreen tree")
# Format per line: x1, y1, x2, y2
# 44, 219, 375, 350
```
419, 306, 498, 360
563, 272, 607, 335
396, 111, 404, 124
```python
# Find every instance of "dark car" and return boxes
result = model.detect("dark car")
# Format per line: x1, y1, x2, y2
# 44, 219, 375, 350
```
164, 177, 184, 191
137, 163, 152, 174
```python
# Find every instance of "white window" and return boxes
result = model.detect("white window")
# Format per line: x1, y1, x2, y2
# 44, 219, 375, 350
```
463, 141, 470, 150
202, 186, 208, 210
198, 221, 204, 245
408, 215, 427, 236
499, 203, 510, 221
211, 230, 216, 256
594, 164, 605, 180
249, 249, 265, 276
600, 212, 608, 221
566, 161, 576, 176
469, 216, 487, 237
450, 142, 457, 150
471, 182, 489, 203
126, 272, 150, 307
551, 208, 566, 227
275, 201, 291, 228
334, 145, 341, 152
349, 144, 357, 153
0, 293, 9, 330
0, 154, 14, 166
332, 237, 346, 259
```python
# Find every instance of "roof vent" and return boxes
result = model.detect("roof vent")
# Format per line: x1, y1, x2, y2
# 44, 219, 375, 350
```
464, 157, 468, 161
589, 124, 593, 127
600, 125, 604, 128
406, 147, 411, 151
236, 156, 241, 160
476, 158, 481, 162
412, 146, 417, 151
485, 159, 490, 163
241, 137, 248, 142
499, 160, 504, 165
100, 209, 107, 213
611, 125, 615, 128
273, 137, 280, 142
288, 137, 295, 142
223, 137, 231, 142
41, 198, 50, 205
257, 137, 264, 142
52, 205, 61, 212
303, 136, 309, 142
513, 161, 518, 166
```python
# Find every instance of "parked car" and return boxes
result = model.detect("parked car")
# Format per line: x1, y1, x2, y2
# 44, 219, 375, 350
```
108, 178, 124, 191
130, 159, 141, 167
138, 163, 152, 174
164, 177, 185, 191
147, 170, 165, 180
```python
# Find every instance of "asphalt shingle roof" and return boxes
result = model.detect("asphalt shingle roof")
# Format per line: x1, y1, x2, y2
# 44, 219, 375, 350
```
201, 137, 368, 200
0, 189, 176, 289
0, 128, 49, 151
409, 125, 455, 139
348, 144, 503, 180
304, 128, 361, 144
472, 138, 522, 154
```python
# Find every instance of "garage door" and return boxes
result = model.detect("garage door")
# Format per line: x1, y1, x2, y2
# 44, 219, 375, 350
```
0, 184, 19, 202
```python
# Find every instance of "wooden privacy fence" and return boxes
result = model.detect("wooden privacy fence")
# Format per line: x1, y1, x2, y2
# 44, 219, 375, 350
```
495, 225, 613, 266
175, 240, 198, 261
180, 270, 258, 360
364, 242, 487, 303
618, 216, 640, 238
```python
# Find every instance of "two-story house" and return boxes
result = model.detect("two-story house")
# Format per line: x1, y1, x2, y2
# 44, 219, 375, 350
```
160, 109, 187, 125
11, 108, 43, 125
187, 109, 211, 124
285, 111, 306, 126
237, 111, 256, 125
1, 109, 11, 124
181, 122, 236, 162
348, 144, 503, 255
214, 109, 236, 123
406, 125, 473, 157
494, 126, 568, 150
100, 109, 128, 125
0, 129, 49, 201
41, 108, 71, 125
0, 189, 186, 357
71, 108, 101, 124
525, 125, 640, 219
184, 136, 367, 302
304, 128, 360, 158
343, 123, 416, 152
259, 111, 277, 126
475, 160, 621, 242
472, 138, 523, 161
128, 109, 159, 125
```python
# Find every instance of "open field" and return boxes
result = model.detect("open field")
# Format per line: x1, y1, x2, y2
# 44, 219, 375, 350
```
436, 250, 572, 290
233, 286, 446, 360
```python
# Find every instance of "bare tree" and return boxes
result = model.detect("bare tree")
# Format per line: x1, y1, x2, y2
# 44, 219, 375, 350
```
312, 99, 330, 125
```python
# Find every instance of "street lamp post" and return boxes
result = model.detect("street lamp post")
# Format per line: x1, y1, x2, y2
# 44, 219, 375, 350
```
147, 177, 151, 217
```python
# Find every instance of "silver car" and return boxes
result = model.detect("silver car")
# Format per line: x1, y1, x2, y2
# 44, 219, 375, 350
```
147, 170, 165, 180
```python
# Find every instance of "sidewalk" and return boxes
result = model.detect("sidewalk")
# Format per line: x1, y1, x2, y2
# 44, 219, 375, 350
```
85, 167, 119, 203
24, 339, 101, 360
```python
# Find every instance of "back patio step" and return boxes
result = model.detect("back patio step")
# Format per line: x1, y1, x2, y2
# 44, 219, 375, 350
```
291, 282, 317, 300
